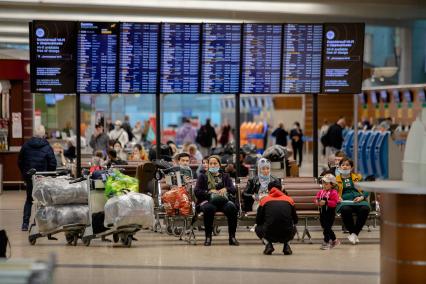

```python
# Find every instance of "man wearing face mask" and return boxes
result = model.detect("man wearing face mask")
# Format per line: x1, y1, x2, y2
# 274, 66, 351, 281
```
320, 151, 346, 177
243, 158, 280, 212
108, 120, 129, 148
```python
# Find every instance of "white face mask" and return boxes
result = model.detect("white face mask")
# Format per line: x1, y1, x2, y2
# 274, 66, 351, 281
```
115, 125, 120, 131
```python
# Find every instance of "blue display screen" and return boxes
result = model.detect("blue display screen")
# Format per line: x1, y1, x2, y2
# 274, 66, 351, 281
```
242, 24, 282, 94
392, 90, 400, 103
201, 23, 241, 94
370, 91, 378, 105
404, 90, 412, 103
119, 23, 159, 94
77, 22, 118, 93
380, 90, 389, 103
282, 24, 323, 94
160, 23, 200, 93
418, 90, 425, 103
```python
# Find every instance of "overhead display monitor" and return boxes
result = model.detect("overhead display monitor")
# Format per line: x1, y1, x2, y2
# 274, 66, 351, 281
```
30, 21, 77, 93
201, 23, 241, 94
321, 23, 365, 94
119, 23, 160, 94
77, 22, 118, 93
282, 24, 323, 94
160, 23, 201, 94
242, 24, 282, 94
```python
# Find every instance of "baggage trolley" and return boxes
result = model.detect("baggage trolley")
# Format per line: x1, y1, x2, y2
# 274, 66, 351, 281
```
82, 175, 142, 248
27, 170, 89, 246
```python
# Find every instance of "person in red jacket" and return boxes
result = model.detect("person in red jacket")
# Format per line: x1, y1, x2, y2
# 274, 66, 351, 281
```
315, 174, 340, 250
255, 180, 298, 255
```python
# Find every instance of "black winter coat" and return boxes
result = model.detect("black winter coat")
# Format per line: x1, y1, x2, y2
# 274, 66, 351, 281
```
324, 123, 343, 149
194, 172, 236, 205
242, 176, 280, 212
18, 137, 57, 179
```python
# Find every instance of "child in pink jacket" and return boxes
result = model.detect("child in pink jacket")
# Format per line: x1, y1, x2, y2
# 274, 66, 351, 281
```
315, 174, 340, 250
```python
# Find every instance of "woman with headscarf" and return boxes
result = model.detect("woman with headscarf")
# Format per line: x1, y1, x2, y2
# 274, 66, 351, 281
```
243, 158, 280, 212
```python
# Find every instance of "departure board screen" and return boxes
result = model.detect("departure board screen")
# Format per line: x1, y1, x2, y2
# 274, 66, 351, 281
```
119, 23, 159, 94
242, 24, 282, 94
77, 22, 118, 93
160, 23, 200, 93
282, 24, 323, 94
30, 21, 77, 93
201, 23, 241, 94
321, 23, 365, 94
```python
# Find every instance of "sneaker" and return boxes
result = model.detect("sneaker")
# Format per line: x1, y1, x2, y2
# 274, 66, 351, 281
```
320, 241, 331, 250
348, 233, 357, 245
263, 242, 275, 255
283, 243, 293, 255
21, 223, 29, 231
355, 235, 360, 244
330, 239, 341, 248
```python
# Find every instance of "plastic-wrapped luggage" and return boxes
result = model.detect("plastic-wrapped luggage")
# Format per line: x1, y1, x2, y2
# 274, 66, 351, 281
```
104, 170, 139, 198
104, 192, 154, 228
35, 205, 89, 233
263, 145, 289, 162
162, 187, 192, 216
32, 176, 88, 206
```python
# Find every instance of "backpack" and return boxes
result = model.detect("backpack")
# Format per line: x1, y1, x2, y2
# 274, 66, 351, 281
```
0, 229, 10, 258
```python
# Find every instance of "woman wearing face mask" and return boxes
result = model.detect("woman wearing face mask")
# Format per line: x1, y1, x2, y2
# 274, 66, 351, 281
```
336, 157, 370, 245
243, 158, 280, 212
113, 141, 128, 161
194, 155, 239, 246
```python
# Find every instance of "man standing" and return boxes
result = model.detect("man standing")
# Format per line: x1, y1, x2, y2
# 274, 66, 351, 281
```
18, 125, 57, 231
108, 120, 129, 147
196, 118, 217, 157
290, 122, 304, 167
271, 123, 289, 147
324, 117, 346, 157
89, 123, 109, 154
121, 115, 134, 142
255, 180, 298, 255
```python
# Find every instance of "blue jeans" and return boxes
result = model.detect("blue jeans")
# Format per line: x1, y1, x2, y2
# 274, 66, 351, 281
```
23, 178, 33, 224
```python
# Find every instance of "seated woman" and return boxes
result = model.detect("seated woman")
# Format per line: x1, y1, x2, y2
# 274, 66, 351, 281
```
243, 158, 280, 212
194, 155, 239, 246
336, 157, 370, 245
128, 144, 148, 161
113, 141, 128, 161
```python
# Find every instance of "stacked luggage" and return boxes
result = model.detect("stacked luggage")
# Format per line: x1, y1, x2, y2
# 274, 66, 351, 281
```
29, 174, 89, 245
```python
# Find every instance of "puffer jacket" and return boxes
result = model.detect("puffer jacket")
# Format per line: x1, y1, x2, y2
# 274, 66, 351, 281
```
18, 137, 57, 179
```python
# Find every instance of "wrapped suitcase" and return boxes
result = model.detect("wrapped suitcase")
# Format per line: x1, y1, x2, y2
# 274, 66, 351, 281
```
32, 176, 88, 206
35, 205, 90, 233
104, 192, 154, 228
161, 187, 192, 216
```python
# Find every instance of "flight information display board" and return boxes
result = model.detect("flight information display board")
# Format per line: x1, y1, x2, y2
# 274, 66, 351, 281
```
30, 21, 77, 93
77, 22, 118, 93
241, 24, 282, 94
201, 23, 241, 94
321, 23, 365, 94
160, 23, 200, 93
282, 24, 323, 94
119, 23, 159, 94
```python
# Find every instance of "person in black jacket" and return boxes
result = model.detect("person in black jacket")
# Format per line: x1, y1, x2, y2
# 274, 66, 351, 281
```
271, 123, 289, 147
290, 122, 303, 167
255, 180, 298, 255
323, 118, 346, 157
18, 125, 57, 231
243, 158, 280, 212
196, 119, 217, 157
194, 155, 239, 246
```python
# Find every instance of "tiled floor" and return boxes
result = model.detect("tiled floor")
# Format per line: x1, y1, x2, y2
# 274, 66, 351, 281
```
0, 190, 380, 284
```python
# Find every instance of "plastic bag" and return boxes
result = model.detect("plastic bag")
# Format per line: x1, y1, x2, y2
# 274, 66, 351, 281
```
161, 187, 192, 216
104, 192, 154, 228
32, 176, 88, 206
104, 170, 139, 198
263, 145, 289, 162
35, 205, 89, 233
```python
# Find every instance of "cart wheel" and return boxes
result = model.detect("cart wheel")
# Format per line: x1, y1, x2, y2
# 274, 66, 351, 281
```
113, 233, 119, 243
65, 233, 74, 245
28, 235, 37, 245
173, 227, 182, 237
213, 226, 221, 236
72, 234, 78, 246
124, 236, 132, 247
166, 225, 173, 235
154, 222, 162, 233
82, 237, 91, 247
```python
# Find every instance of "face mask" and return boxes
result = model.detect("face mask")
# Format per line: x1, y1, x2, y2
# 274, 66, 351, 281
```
335, 168, 340, 176
209, 167, 220, 174
340, 169, 351, 175
115, 125, 120, 131
259, 174, 270, 182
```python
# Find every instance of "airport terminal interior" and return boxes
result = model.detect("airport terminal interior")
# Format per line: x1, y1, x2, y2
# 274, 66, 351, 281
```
0, 1, 425, 283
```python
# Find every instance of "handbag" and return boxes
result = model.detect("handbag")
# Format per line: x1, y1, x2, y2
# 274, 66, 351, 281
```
209, 192, 229, 207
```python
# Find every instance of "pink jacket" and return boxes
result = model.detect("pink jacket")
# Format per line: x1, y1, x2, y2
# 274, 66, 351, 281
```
314, 189, 339, 208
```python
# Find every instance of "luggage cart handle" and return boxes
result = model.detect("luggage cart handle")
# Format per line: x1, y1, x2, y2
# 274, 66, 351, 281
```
27, 168, 71, 177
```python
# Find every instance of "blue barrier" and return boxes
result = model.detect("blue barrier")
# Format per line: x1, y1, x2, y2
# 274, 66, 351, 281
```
365, 132, 380, 177
358, 131, 372, 176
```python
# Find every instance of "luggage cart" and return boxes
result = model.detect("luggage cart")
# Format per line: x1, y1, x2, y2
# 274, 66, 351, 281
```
82, 174, 143, 248
27, 169, 89, 246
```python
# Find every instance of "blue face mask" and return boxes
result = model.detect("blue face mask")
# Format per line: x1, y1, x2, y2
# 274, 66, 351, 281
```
335, 168, 340, 176
340, 169, 351, 175
209, 167, 220, 174
259, 174, 270, 182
